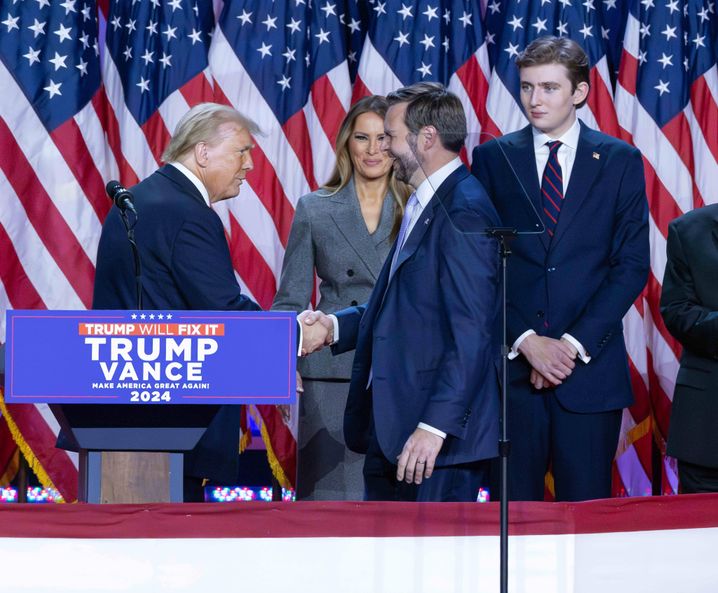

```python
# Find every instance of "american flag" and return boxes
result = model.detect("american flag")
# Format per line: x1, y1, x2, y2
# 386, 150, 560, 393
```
615, 0, 717, 495
1, 0, 716, 500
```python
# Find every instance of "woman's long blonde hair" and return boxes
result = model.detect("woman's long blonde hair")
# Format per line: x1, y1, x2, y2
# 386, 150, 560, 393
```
323, 95, 410, 239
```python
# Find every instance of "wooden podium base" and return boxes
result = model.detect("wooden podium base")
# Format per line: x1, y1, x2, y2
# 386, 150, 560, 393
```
80, 451, 184, 503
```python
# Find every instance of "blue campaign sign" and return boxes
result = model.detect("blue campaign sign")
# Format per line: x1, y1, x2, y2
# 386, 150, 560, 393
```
4, 310, 296, 405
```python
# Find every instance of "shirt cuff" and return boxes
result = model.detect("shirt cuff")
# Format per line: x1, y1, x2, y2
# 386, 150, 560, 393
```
329, 314, 339, 345
509, 329, 536, 360
296, 320, 303, 357
417, 422, 447, 439
561, 333, 591, 363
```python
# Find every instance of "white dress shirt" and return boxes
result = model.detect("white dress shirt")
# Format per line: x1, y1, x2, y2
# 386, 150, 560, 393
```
508, 118, 590, 363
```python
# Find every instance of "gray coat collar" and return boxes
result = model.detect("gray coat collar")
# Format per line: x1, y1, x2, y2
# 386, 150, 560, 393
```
327, 177, 395, 280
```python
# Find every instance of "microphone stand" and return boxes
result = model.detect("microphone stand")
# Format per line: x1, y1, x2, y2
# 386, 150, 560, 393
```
119, 208, 143, 310
484, 226, 517, 593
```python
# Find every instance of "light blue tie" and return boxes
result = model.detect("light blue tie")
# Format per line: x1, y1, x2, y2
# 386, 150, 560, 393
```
388, 192, 419, 278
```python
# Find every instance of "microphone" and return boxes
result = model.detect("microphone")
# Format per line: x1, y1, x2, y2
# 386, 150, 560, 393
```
106, 180, 136, 214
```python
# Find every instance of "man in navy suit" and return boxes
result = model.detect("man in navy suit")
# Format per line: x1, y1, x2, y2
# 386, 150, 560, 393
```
93, 103, 263, 501
302, 83, 502, 502
472, 37, 649, 501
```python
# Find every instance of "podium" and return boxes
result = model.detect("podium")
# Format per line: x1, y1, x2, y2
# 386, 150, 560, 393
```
4, 309, 297, 503
51, 404, 221, 503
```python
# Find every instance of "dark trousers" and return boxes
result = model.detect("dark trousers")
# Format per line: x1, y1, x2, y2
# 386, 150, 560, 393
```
503, 387, 622, 502
362, 427, 490, 502
678, 460, 718, 493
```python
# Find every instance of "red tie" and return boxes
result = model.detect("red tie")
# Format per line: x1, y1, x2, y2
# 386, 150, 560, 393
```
541, 141, 563, 238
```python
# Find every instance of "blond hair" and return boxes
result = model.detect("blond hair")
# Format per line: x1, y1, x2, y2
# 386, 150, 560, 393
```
324, 95, 410, 239
162, 103, 261, 162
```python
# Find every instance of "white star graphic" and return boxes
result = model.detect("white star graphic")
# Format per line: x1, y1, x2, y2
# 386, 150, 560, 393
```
149, 313, 156, 320
2, 13, 20, 32
374, 2, 387, 16
60, 0, 76, 14
315, 28, 330, 44
639, 23, 650, 38
692, 34, 706, 48
601, 26, 610, 40
76, 58, 88, 76
168, 0, 182, 11
28, 18, 46, 38
257, 42, 272, 58
423, 5, 438, 20
556, 21, 569, 36
443, 9, 450, 24
459, 11, 472, 26
262, 15, 277, 31
579, 24, 593, 38
665, 0, 679, 13
654, 79, 669, 95
147, 21, 158, 35
282, 47, 296, 62
43, 79, 62, 98
163, 25, 177, 41
419, 33, 435, 51
137, 77, 150, 93
505, 42, 520, 58
603, 0, 617, 8
488, 1, 501, 14
158, 314, 164, 320
532, 17, 548, 34
394, 31, 410, 47
286, 17, 301, 33
23, 46, 41, 66
188, 28, 202, 44
237, 9, 252, 25
661, 24, 677, 41
141, 49, 154, 65
657, 53, 673, 69
321, 2, 336, 17
49, 51, 68, 70
417, 61, 432, 77
348, 18, 361, 33
79, 32, 89, 49
131, 314, 138, 319
166, 314, 173, 320
159, 52, 172, 68
398, 3, 413, 19
442, 36, 449, 52
637, 50, 647, 65
640, 0, 655, 8
140, 314, 147, 319
583, 0, 595, 10
508, 14, 523, 31
123, 45, 132, 61
698, 6, 710, 22
125, 18, 136, 34
110, 16, 121, 31
277, 74, 291, 91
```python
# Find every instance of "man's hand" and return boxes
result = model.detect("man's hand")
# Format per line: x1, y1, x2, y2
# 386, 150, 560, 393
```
518, 334, 576, 386
396, 427, 444, 485
278, 372, 303, 423
298, 310, 333, 356
530, 368, 551, 389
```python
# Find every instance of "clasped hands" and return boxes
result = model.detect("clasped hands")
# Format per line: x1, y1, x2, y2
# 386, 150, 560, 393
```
298, 310, 334, 356
518, 334, 579, 390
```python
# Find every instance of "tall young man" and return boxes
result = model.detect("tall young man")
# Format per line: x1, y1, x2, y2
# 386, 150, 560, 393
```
472, 37, 649, 501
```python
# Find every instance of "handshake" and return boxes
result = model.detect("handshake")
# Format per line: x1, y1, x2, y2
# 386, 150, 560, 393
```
298, 310, 334, 357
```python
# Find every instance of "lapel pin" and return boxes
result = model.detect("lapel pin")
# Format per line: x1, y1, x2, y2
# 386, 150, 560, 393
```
424, 217, 431, 225
592, 152, 600, 160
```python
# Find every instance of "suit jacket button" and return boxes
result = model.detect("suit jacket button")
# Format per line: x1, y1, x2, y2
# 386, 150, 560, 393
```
537, 310, 544, 318
351, 300, 358, 306
347, 269, 354, 277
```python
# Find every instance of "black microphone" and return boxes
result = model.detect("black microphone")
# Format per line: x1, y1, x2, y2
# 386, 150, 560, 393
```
106, 180, 136, 214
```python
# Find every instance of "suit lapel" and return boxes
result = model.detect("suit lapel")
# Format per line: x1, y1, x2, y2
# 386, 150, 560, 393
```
505, 127, 549, 251
328, 179, 385, 280
551, 121, 604, 250
388, 166, 461, 278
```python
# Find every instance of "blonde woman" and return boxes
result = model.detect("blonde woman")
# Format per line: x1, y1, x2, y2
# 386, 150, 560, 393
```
272, 96, 410, 500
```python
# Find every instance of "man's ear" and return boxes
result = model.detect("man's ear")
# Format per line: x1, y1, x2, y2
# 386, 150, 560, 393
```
194, 142, 208, 167
422, 125, 437, 149
573, 81, 589, 106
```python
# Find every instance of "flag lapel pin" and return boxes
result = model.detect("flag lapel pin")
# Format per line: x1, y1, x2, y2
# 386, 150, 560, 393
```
592, 152, 600, 160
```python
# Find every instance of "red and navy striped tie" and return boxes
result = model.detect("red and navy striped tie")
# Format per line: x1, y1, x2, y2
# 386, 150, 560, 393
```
541, 141, 563, 238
